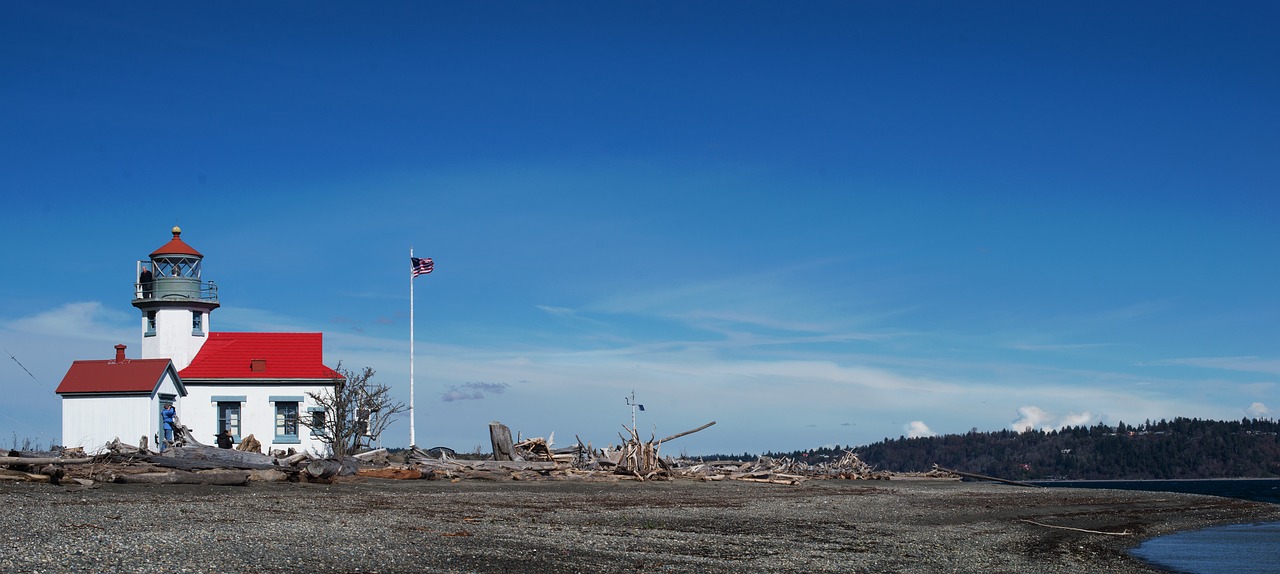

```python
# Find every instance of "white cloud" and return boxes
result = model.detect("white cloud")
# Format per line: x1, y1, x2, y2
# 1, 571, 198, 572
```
1057, 411, 1098, 428
905, 421, 935, 438
1011, 406, 1052, 432
1011, 406, 1098, 433
1246, 402, 1270, 419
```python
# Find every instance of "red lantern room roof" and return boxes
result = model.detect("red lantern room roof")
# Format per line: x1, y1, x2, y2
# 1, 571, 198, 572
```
150, 226, 203, 258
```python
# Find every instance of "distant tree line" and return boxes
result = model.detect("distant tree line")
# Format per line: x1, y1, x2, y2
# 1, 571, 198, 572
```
696, 418, 1280, 480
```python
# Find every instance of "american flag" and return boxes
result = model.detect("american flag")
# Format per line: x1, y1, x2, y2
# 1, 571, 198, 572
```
411, 257, 434, 278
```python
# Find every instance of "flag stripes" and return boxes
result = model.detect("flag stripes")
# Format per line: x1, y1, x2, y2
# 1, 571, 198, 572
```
411, 257, 434, 278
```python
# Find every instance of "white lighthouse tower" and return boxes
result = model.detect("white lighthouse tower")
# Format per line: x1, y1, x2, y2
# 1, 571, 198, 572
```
132, 226, 219, 371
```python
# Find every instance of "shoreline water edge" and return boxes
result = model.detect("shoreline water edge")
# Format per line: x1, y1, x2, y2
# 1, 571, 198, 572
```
4, 478, 1278, 573
1034, 479, 1280, 573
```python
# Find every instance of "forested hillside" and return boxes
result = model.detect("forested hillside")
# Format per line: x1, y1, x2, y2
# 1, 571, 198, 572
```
756, 418, 1280, 480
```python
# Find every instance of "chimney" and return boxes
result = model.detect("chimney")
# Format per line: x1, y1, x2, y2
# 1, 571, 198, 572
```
114, 344, 127, 363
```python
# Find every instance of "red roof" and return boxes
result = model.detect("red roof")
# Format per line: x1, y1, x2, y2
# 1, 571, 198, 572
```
56, 358, 176, 395
150, 227, 203, 257
179, 332, 343, 380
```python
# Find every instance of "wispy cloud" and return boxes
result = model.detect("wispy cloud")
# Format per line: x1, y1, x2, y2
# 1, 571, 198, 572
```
318, 293, 1262, 452
535, 305, 617, 331
215, 307, 316, 332
1142, 356, 1280, 376
1009, 342, 1115, 351
4, 302, 133, 342
585, 267, 877, 336
441, 381, 511, 402
1086, 300, 1175, 324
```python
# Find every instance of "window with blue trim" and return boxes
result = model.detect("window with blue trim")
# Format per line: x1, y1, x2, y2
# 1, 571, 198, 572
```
308, 407, 327, 437
192, 311, 203, 336
145, 311, 156, 337
275, 402, 300, 444
217, 402, 241, 440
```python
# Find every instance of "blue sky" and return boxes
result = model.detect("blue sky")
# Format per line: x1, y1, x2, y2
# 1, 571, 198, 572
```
2, 2, 1277, 456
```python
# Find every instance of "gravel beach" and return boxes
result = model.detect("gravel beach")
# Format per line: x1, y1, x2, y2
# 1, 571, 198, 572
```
5, 477, 1279, 573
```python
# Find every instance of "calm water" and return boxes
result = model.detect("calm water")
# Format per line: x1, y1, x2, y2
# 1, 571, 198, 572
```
1129, 521, 1280, 574
1033, 479, 1280, 574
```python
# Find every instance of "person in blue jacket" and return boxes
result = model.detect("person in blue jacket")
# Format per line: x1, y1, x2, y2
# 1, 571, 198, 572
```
161, 403, 176, 451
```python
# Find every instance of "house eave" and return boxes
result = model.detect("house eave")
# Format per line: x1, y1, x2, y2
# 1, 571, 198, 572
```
58, 391, 154, 399
180, 378, 340, 386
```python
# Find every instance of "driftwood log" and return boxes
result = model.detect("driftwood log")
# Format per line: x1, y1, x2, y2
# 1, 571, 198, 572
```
513, 438, 554, 462
161, 445, 282, 470
247, 468, 293, 482
0, 456, 95, 466
106, 438, 145, 455
357, 467, 423, 480
489, 422, 515, 461
40, 465, 65, 485
465, 460, 557, 471
7, 449, 63, 458
404, 445, 458, 465
105, 470, 250, 486
352, 448, 388, 461
172, 420, 207, 447
0, 468, 87, 485
0, 468, 55, 483
278, 453, 310, 466
933, 465, 1038, 487
305, 459, 342, 480
657, 421, 717, 445
145, 454, 287, 473
302, 458, 362, 480
608, 421, 716, 479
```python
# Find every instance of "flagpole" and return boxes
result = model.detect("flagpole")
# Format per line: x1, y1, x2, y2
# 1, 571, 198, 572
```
409, 247, 416, 448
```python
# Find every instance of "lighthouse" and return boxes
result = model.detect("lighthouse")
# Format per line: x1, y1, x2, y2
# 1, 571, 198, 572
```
57, 227, 343, 455
132, 226, 219, 371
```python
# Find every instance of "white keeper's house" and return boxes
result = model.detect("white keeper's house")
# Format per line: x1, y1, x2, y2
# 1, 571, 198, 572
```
55, 227, 342, 455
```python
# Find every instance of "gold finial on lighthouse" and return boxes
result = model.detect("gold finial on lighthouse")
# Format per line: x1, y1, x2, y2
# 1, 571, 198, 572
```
172, 226, 182, 237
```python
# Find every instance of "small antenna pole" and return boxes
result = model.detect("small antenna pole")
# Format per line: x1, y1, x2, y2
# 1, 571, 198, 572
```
625, 390, 638, 432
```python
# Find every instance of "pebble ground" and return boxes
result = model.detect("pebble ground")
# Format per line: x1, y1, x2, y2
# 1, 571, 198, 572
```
4, 477, 1278, 573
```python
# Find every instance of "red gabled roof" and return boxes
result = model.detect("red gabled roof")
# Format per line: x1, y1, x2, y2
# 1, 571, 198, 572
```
179, 332, 343, 380
55, 358, 175, 395
150, 226, 203, 257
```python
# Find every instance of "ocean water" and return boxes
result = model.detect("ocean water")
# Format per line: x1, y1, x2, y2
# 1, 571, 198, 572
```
1129, 521, 1280, 574
1033, 479, 1280, 574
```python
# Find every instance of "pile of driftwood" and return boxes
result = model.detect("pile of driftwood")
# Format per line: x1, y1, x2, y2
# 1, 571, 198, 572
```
386, 421, 900, 485
2, 419, 955, 487
0, 421, 392, 486
0, 449, 92, 485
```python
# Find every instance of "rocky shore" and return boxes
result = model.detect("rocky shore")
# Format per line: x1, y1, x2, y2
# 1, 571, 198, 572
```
4, 478, 1279, 573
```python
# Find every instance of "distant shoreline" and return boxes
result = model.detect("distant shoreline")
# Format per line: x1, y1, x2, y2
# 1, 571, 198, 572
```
1030, 477, 1280, 506
1032, 477, 1280, 482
